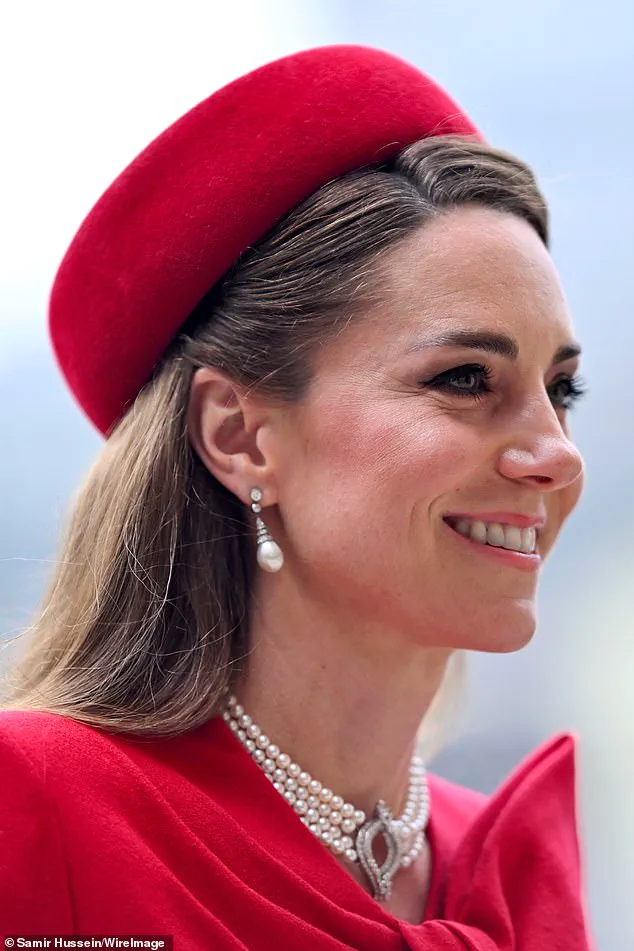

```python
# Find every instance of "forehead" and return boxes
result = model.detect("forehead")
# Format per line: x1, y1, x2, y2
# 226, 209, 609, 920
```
347, 205, 575, 362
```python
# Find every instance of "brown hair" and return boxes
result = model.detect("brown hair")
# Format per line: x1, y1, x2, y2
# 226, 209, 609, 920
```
1, 136, 548, 743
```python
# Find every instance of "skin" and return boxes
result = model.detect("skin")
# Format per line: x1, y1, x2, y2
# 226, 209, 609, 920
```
187, 205, 585, 923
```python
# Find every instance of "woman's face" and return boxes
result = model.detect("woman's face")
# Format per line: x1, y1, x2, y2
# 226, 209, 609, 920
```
268, 205, 584, 653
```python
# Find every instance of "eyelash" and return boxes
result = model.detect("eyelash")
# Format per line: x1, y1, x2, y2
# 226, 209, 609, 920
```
423, 363, 588, 410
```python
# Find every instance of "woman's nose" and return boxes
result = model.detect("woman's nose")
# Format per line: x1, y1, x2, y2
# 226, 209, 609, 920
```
497, 399, 584, 491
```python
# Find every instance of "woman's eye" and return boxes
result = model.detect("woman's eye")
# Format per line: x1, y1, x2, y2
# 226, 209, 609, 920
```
548, 374, 587, 410
424, 364, 493, 399
421, 366, 587, 410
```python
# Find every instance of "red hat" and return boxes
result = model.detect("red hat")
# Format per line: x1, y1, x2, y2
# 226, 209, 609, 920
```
49, 45, 480, 436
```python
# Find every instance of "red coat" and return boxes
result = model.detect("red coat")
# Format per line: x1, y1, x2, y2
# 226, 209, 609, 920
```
0, 711, 594, 949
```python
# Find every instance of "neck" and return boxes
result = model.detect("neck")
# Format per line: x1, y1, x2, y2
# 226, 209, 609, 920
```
235, 577, 453, 819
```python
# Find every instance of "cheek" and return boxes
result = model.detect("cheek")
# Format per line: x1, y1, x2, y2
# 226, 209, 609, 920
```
560, 468, 585, 522
543, 470, 584, 556
300, 400, 478, 512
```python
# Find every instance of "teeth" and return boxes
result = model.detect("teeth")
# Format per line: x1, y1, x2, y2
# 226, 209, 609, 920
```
504, 526, 522, 551
451, 519, 537, 554
487, 523, 505, 547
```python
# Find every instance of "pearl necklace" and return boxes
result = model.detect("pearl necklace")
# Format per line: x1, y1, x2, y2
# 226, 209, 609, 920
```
223, 694, 430, 901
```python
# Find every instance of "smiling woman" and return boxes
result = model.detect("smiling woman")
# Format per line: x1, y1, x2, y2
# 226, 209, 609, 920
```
0, 45, 594, 948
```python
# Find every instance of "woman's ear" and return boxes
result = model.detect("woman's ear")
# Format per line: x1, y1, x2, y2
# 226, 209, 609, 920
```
187, 367, 279, 505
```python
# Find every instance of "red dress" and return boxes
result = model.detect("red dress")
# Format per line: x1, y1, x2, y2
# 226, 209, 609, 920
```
0, 710, 594, 949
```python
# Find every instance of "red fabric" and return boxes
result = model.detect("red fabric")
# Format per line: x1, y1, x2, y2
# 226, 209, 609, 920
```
48, 45, 480, 436
0, 711, 593, 948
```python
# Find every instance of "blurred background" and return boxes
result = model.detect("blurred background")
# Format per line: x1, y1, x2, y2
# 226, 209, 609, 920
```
1, 0, 632, 945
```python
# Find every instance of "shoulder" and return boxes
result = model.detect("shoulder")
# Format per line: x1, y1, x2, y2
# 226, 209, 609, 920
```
0, 709, 115, 772
0, 711, 78, 929
0, 709, 154, 802
0, 709, 216, 811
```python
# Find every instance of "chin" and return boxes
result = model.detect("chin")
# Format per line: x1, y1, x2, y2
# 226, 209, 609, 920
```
430, 601, 538, 655
474, 610, 538, 654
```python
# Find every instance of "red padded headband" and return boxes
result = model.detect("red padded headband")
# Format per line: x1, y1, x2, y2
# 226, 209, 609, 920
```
49, 44, 479, 435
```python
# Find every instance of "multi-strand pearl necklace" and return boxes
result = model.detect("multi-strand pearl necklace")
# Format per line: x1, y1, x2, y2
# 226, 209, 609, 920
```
223, 694, 430, 901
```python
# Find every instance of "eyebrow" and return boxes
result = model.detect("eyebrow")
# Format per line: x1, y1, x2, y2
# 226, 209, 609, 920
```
404, 330, 582, 366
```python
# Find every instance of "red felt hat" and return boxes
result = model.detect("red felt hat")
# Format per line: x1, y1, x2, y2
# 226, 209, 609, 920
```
49, 44, 480, 435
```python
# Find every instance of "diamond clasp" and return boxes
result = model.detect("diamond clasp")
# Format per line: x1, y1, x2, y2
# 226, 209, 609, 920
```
356, 801, 401, 901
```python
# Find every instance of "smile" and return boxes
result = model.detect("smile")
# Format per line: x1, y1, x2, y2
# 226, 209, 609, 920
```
443, 516, 538, 554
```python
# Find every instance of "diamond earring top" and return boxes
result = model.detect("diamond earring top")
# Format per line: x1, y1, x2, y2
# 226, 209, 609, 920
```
250, 487, 284, 572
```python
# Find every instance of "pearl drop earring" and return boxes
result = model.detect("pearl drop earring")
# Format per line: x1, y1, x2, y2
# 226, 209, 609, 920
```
250, 487, 284, 572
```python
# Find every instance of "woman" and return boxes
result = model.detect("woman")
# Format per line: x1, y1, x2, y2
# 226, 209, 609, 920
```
0, 45, 594, 948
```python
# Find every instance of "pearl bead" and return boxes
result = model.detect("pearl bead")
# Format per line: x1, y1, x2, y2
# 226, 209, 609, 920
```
257, 540, 284, 572
222, 696, 430, 877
